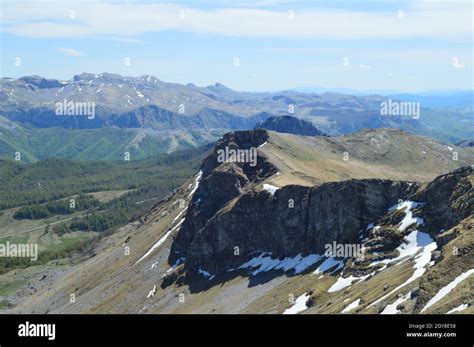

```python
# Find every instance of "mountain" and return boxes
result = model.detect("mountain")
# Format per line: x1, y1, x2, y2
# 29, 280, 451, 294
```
291, 86, 406, 95
456, 140, 474, 148
388, 91, 474, 109
0, 115, 220, 162
292, 86, 474, 109
1, 73, 472, 152
255, 115, 327, 136
3, 128, 472, 314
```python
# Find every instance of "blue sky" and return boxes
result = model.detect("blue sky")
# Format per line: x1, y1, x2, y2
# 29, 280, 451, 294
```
1, 0, 472, 92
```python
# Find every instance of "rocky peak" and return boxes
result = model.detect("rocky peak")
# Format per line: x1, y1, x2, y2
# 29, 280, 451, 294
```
456, 139, 474, 148
200, 129, 270, 177
73, 72, 97, 82
207, 82, 233, 92
170, 129, 276, 265
255, 115, 327, 136
414, 166, 473, 234
18, 75, 64, 89
166, 129, 425, 284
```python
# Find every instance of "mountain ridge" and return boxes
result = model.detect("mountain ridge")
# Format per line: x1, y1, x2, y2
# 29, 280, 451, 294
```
255, 115, 327, 136
2, 128, 472, 314
2, 73, 472, 145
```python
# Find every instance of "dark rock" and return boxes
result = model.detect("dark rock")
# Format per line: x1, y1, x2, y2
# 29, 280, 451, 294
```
414, 166, 473, 235
456, 140, 474, 148
255, 115, 327, 136
397, 303, 406, 311
306, 296, 316, 308
171, 175, 416, 275
166, 129, 472, 289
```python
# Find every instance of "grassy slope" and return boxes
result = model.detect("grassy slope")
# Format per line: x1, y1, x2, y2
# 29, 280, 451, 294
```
410, 108, 474, 144
261, 129, 474, 188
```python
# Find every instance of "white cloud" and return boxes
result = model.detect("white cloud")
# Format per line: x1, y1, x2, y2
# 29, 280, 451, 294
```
57, 47, 84, 57
1, 0, 472, 40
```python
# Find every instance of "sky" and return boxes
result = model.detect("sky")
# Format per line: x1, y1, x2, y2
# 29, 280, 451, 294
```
0, 0, 472, 92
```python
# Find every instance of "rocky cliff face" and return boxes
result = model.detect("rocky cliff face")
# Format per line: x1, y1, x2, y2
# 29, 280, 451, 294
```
168, 129, 420, 279
170, 129, 277, 264
414, 166, 473, 235
161, 128, 473, 316
177, 179, 417, 276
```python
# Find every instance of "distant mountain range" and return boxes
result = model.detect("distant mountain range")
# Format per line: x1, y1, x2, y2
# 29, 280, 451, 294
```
291, 86, 474, 108
0, 73, 472, 162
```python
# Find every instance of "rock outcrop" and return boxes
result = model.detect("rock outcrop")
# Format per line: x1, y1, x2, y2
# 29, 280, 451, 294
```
177, 179, 417, 275
414, 166, 473, 235
170, 129, 277, 265
168, 129, 420, 278
255, 115, 327, 136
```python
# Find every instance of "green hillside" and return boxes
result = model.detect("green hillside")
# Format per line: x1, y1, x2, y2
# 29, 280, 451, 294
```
0, 119, 217, 163
0, 144, 211, 210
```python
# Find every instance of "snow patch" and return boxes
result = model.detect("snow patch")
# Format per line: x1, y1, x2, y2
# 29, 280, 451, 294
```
188, 170, 203, 198
328, 273, 371, 293
236, 252, 322, 276
380, 291, 411, 314
136, 218, 185, 264
146, 285, 156, 298
370, 230, 434, 268
263, 183, 279, 196
172, 207, 187, 223
447, 303, 469, 314
341, 298, 361, 313
389, 201, 424, 232
421, 269, 474, 313
368, 233, 437, 308
370, 201, 431, 269
283, 293, 310, 314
